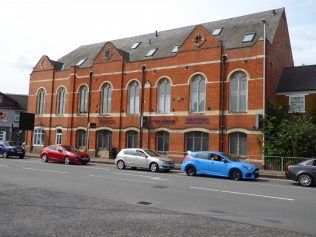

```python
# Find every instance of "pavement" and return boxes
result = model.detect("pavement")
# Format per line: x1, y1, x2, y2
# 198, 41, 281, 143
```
25, 152, 286, 179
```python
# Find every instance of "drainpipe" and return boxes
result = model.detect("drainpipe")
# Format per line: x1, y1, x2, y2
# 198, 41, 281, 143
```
139, 65, 146, 148
261, 18, 267, 165
48, 68, 55, 145
70, 66, 77, 146
219, 42, 227, 152
118, 60, 125, 150
86, 71, 93, 152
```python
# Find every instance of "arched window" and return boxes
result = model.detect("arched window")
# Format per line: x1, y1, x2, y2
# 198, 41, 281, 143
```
229, 132, 247, 157
156, 131, 169, 152
229, 71, 247, 112
126, 131, 138, 148
185, 131, 208, 152
157, 78, 171, 113
55, 128, 62, 144
190, 74, 205, 113
36, 89, 45, 115
77, 129, 86, 148
78, 85, 88, 114
56, 87, 66, 115
33, 128, 44, 146
100, 83, 112, 115
127, 81, 139, 115
97, 130, 112, 150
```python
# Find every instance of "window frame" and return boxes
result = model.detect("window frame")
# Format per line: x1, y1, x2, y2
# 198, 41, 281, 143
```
127, 81, 140, 115
33, 128, 44, 146
36, 89, 45, 115
96, 130, 112, 150
156, 131, 169, 152
76, 129, 86, 148
100, 83, 112, 115
185, 131, 208, 152
56, 87, 66, 115
157, 78, 171, 114
229, 132, 247, 157
78, 85, 88, 114
126, 131, 138, 148
190, 74, 206, 113
229, 71, 248, 113
289, 95, 305, 113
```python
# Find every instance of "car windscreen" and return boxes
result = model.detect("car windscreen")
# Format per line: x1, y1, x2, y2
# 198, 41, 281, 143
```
62, 146, 79, 152
144, 150, 160, 157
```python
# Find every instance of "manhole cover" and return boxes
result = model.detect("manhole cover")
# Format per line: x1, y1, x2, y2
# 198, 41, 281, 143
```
137, 201, 152, 205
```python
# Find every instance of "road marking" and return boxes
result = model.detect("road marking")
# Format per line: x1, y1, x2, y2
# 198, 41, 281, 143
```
20, 160, 43, 164
22, 167, 69, 174
113, 172, 168, 181
190, 186, 295, 201
90, 174, 156, 184
0, 164, 8, 168
75, 166, 110, 171
254, 182, 316, 191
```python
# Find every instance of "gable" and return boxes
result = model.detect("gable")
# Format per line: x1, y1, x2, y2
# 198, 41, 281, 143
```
180, 25, 221, 52
33, 55, 55, 72
94, 42, 127, 64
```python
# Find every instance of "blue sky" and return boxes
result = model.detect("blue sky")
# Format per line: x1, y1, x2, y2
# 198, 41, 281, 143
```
0, 0, 315, 94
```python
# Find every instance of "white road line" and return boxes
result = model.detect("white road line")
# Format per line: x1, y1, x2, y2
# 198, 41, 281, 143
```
112, 172, 168, 181
190, 186, 295, 201
22, 167, 69, 174
74, 166, 110, 171
90, 174, 156, 184
0, 164, 8, 168
254, 182, 316, 191
20, 160, 43, 164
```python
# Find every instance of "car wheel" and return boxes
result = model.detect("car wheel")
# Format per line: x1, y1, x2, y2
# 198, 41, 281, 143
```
229, 169, 242, 181
64, 157, 71, 165
3, 151, 8, 159
298, 173, 313, 187
186, 165, 196, 176
150, 162, 159, 172
117, 160, 125, 170
41, 154, 48, 162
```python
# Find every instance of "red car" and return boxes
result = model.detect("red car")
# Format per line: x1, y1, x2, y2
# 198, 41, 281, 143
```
40, 145, 90, 165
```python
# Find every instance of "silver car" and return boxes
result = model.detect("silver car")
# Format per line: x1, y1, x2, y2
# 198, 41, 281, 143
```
115, 148, 175, 172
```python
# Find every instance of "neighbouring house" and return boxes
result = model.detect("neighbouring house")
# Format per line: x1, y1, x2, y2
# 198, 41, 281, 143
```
276, 65, 316, 114
0, 92, 28, 143
26, 8, 293, 166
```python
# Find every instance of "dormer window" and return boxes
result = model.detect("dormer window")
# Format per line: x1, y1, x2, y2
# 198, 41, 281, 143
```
212, 27, 223, 36
242, 33, 256, 43
145, 48, 158, 57
130, 42, 141, 49
171, 45, 180, 53
76, 58, 87, 66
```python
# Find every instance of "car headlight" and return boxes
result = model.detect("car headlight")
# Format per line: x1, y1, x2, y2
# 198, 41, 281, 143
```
161, 160, 166, 164
242, 165, 250, 170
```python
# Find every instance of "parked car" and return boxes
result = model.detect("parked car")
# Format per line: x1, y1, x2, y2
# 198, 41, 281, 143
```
181, 151, 259, 180
115, 148, 175, 172
40, 145, 90, 165
285, 159, 316, 187
0, 141, 25, 159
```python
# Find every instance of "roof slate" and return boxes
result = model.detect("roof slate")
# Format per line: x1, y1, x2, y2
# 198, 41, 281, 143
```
277, 65, 316, 93
57, 8, 284, 70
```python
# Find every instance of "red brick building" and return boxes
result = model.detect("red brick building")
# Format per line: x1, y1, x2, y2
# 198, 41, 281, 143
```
26, 8, 293, 166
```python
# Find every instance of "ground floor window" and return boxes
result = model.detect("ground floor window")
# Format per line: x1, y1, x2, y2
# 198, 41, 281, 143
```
77, 129, 86, 148
185, 131, 208, 152
229, 132, 247, 157
33, 128, 44, 146
156, 131, 169, 152
55, 129, 62, 145
126, 131, 138, 148
97, 130, 112, 150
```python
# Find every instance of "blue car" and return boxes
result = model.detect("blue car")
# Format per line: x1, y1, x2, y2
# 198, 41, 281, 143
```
0, 141, 25, 159
181, 151, 259, 180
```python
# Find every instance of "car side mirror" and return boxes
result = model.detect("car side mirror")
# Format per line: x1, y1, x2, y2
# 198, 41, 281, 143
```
58, 149, 63, 153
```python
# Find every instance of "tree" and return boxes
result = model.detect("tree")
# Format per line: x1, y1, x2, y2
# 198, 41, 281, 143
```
262, 102, 316, 157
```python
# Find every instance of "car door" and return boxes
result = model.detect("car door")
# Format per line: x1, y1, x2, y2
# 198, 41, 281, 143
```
205, 153, 229, 176
55, 146, 65, 162
135, 150, 148, 168
0, 144, 4, 155
47, 145, 57, 161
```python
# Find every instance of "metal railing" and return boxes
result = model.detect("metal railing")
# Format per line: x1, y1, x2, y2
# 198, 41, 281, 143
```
264, 156, 311, 171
